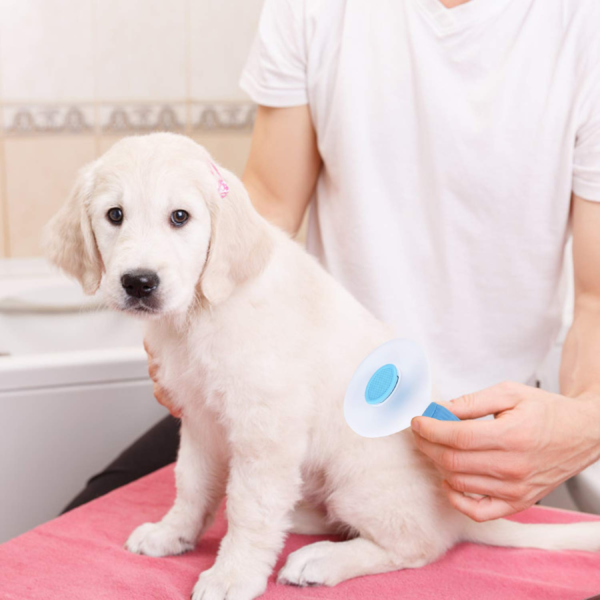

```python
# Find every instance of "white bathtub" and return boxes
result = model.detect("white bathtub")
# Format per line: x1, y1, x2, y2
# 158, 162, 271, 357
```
0, 258, 167, 543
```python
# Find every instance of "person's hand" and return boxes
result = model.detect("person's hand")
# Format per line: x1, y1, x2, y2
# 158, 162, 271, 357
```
411, 382, 600, 521
144, 340, 182, 418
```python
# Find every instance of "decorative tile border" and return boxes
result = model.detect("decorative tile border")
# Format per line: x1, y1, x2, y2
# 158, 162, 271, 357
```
99, 104, 186, 133
3, 105, 94, 135
1, 102, 256, 135
191, 102, 256, 131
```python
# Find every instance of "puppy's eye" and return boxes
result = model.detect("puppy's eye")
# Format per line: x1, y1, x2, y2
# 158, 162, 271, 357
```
170, 210, 189, 227
107, 207, 123, 225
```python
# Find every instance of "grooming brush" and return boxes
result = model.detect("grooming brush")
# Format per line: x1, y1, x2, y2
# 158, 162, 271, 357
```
344, 339, 458, 438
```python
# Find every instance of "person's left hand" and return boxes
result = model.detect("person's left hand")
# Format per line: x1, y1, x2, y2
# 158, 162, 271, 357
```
144, 339, 182, 418
411, 382, 600, 521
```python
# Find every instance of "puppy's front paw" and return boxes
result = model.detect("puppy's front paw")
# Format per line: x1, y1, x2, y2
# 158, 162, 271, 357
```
278, 541, 339, 587
191, 566, 267, 600
124, 521, 195, 557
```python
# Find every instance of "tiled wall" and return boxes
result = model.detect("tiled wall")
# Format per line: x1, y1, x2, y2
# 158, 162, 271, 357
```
0, 0, 264, 258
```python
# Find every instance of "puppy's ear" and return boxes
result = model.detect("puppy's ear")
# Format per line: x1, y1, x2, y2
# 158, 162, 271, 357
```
200, 165, 273, 306
43, 162, 103, 295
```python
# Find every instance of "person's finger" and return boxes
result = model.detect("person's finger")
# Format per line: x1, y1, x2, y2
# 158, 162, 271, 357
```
166, 401, 183, 418
441, 471, 527, 501
442, 481, 518, 521
148, 361, 158, 379
153, 384, 182, 417
438, 382, 525, 420
167, 403, 182, 418
412, 433, 511, 478
411, 416, 505, 450
153, 384, 168, 404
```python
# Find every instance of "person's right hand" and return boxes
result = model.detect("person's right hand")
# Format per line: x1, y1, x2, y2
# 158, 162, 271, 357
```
144, 340, 182, 418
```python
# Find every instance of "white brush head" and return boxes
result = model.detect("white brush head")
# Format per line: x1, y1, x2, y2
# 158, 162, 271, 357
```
344, 338, 432, 438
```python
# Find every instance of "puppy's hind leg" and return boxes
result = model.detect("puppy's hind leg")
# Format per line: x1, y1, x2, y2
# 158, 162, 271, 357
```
278, 536, 428, 587
279, 438, 452, 588
125, 412, 227, 557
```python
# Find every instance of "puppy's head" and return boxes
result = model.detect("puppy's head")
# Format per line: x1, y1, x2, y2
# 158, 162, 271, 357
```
44, 133, 271, 318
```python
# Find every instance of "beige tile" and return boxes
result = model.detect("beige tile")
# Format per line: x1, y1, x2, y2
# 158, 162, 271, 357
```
95, 0, 187, 102
190, 0, 264, 101
191, 132, 252, 178
0, 0, 94, 102
4, 136, 96, 257
0, 142, 6, 257
98, 134, 128, 155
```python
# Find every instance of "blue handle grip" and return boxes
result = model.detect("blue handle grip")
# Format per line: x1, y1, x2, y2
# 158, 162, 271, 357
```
422, 402, 460, 422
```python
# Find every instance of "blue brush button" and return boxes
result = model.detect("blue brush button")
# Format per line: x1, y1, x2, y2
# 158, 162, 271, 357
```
422, 402, 460, 422
365, 364, 399, 405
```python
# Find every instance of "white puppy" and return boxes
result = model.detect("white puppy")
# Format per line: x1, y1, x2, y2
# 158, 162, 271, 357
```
45, 133, 600, 600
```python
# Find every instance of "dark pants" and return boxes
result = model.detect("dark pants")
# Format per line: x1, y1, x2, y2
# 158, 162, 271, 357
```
61, 415, 180, 514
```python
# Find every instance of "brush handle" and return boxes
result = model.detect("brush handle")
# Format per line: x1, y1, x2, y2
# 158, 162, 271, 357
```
421, 403, 486, 498
422, 402, 460, 422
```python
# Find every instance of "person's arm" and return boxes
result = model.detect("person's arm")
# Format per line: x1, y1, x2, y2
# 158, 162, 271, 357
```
243, 104, 322, 235
410, 193, 600, 522
560, 194, 600, 399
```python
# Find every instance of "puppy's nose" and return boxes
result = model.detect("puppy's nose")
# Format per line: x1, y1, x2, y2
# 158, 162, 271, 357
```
121, 270, 160, 298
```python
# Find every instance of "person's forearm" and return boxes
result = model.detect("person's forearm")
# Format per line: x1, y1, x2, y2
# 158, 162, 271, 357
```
560, 296, 600, 400
242, 173, 304, 236
242, 105, 322, 237
562, 194, 600, 401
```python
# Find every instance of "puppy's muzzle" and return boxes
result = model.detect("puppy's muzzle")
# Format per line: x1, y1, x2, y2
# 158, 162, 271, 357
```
121, 270, 160, 299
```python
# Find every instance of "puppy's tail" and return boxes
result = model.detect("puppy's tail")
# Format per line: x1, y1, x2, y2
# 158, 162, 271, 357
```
464, 517, 600, 552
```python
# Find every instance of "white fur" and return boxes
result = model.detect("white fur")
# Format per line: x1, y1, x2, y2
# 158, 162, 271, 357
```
45, 133, 600, 600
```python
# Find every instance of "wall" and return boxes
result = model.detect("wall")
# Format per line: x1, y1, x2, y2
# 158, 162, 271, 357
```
0, 0, 264, 258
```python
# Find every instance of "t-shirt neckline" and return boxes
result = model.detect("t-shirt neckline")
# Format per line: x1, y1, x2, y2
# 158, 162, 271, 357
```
411, 0, 513, 35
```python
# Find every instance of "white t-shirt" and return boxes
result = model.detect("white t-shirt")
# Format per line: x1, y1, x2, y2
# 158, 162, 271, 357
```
240, 0, 600, 400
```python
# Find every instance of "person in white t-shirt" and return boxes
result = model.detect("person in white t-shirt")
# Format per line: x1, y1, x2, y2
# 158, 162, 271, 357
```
65, 0, 600, 523
233, 0, 600, 522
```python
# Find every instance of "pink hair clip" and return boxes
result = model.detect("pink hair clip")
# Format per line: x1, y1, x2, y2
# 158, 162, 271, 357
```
208, 161, 229, 198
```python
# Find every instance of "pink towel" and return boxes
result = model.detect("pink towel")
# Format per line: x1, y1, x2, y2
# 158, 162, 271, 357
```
1, 464, 600, 600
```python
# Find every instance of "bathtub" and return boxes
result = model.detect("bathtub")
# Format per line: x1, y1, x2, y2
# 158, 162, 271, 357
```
0, 258, 166, 543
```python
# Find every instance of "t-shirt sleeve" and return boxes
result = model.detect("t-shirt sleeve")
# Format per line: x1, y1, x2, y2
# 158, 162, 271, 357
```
573, 69, 600, 201
240, 0, 308, 107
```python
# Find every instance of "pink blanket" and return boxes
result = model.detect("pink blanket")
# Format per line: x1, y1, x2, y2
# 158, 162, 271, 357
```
2, 465, 600, 600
